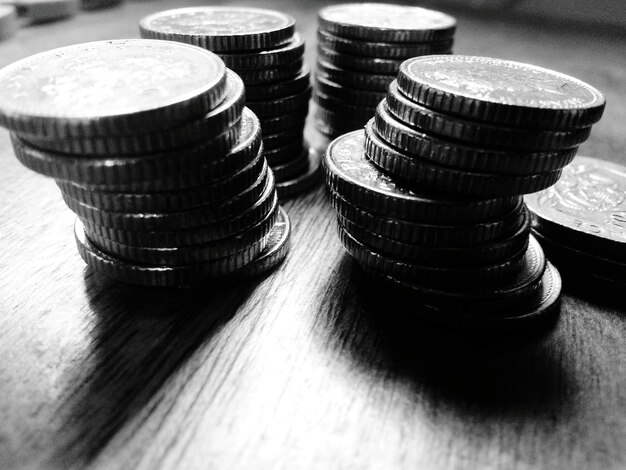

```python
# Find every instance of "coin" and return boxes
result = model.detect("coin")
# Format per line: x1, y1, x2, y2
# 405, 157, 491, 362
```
264, 140, 304, 166
324, 130, 520, 223
317, 45, 404, 74
82, 180, 278, 247
376, 261, 561, 332
248, 87, 311, 117
315, 75, 386, 107
75, 219, 269, 287
87, 202, 280, 266
317, 29, 453, 58
372, 102, 578, 175
14, 0, 78, 22
365, 120, 564, 197
220, 33, 304, 69
20, 70, 245, 156
314, 106, 364, 133
0, 39, 227, 137
330, 190, 525, 246
262, 127, 303, 151
318, 4, 456, 42
525, 156, 626, 259
397, 55, 606, 130
275, 147, 322, 198
259, 110, 307, 134
236, 59, 303, 84
272, 148, 311, 182
316, 60, 393, 92
362, 234, 545, 311
338, 224, 525, 287
245, 68, 310, 100
337, 205, 531, 266
234, 206, 291, 277
139, 7, 296, 52
386, 81, 591, 151
313, 92, 373, 121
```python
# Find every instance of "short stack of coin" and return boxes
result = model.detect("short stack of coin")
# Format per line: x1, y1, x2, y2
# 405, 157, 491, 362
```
0, 39, 291, 287
324, 56, 606, 330
314, 3, 456, 139
526, 156, 626, 291
139, 6, 319, 199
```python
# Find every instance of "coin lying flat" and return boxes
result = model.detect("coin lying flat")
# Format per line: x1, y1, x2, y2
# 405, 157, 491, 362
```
15, 0, 79, 23
337, 206, 530, 267
20, 70, 245, 156
315, 75, 386, 107
245, 68, 310, 101
397, 55, 606, 129
316, 60, 393, 92
234, 206, 291, 277
386, 81, 591, 151
372, 102, 578, 176
324, 130, 520, 224
317, 29, 453, 59
0, 39, 228, 137
272, 148, 310, 182
220, 33, 304, 69
139, 7, 296, 52
318, 3, 456, 42
525, 156, 626, 259
248, 87, 311, 117
275, 147, 322, 199
237, 59, 303, 84
317, 45, 404, 74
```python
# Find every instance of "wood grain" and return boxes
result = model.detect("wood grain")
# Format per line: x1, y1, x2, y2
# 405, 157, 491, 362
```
0, 1, 624, 469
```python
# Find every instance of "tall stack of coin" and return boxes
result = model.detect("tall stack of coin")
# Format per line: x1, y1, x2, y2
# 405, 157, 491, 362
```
0, 39, 291, 287
314, 3, 456, 139
526, 156, 626, 291
325, 56, 606, 330
139, 6, 318, 198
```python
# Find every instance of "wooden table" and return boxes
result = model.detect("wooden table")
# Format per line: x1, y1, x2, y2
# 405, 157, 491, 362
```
1, 1, 624, 469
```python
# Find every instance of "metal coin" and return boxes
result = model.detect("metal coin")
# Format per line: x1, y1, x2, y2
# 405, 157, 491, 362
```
237, 59, 303, 84
75, 219, 269, 287
338, 223, 526, 287
330, 189, 526, 246
259, 109, 307, 134
317, 45, 404, 74
314, 106, 364, 135
315, 75, 386, 107
397, 55, 606, 129
317, 29, 453, 59
272, 148, 311, 182
387, 81, 591, 152
313, 91, 374, 121
372, 101, 578, 175
220, 33, 304, 69
20, 70, 245, 156
318, 4, 456, 42
139, 7, 296, 52
87, 201, 280, 266
525, 156, 626, 259
264, 140, 304, 166
323, 130, 521, 224
0, 39, 227, 137
365, 120, 564, 197
245, 68, 311, 100
13, 0, 78, 22
337, 205, 531, 267
275, 147, 322, 199
248, 87, 311, 117
262, 127, 303, 151
316, 60, 393, 92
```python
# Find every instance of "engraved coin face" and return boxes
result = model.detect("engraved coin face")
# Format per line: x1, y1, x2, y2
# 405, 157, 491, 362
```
0, 39, 226, 124
526, 156, 626, 243
140, 7, 295, 36
401, 55, 605, 110
319, 3, 456, 32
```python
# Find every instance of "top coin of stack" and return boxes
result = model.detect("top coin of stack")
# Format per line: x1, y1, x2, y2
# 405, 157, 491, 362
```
139, 6, 319, 199
325, 55, 606, 331
314, 2, 456, 139
0, 39, 291, 287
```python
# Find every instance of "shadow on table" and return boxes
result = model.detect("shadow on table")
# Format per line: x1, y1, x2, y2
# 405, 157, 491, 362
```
50, 267, 257, 468
317, 254, 572, 417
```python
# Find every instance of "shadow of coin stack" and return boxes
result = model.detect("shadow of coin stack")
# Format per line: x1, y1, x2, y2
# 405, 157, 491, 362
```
313, 3, 456, 140
0, 39, 291, 287
139, 6, 319, 199
324, 55, 605, 331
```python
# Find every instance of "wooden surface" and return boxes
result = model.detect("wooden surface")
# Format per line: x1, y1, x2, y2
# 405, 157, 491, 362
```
1, 1, 625, 469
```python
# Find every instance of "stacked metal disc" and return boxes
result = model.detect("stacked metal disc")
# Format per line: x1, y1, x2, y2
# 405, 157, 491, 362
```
325, 55, 606, 331
139, 6, 319, 199
0, 39, 291, 287
313, 3, 456, 139
526, 156, 626, 292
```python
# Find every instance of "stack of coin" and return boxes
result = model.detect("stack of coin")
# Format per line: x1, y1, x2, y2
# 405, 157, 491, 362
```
314, 3, 456, 139
139, 6, 319, 198
368, 56, 605, 198
324, 55, 606, 330
526, 156, 626, 291
0, 39, 291, 287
